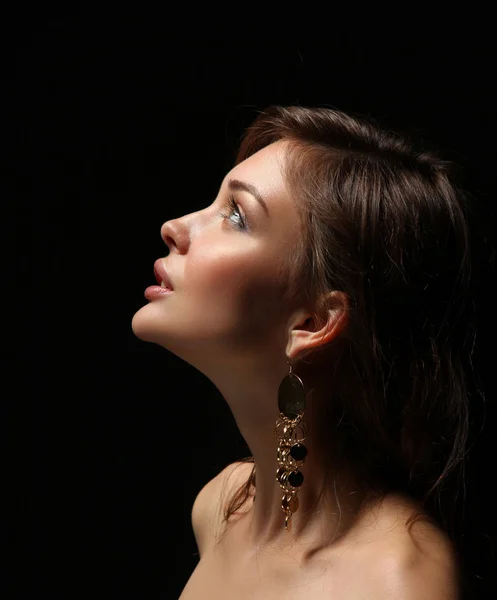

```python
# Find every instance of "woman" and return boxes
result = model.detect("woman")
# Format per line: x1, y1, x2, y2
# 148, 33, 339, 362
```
132, 106, 479, 598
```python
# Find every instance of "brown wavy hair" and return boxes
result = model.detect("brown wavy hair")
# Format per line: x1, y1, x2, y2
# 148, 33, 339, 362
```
218, 105, 485, 576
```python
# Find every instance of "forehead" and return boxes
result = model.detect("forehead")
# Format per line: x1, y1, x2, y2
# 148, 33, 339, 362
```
229, 140, 290, 202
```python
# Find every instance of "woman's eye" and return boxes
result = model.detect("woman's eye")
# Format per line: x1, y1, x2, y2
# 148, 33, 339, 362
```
219, 195, 248, 231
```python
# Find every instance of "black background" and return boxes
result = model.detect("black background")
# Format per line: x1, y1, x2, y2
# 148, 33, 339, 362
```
4, 7, 497, 599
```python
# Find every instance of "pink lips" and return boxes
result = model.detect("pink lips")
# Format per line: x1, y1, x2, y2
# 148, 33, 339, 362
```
153, 259, 174, 290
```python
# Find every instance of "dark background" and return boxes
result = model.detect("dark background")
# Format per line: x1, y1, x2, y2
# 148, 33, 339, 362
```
4, 7, 497, 599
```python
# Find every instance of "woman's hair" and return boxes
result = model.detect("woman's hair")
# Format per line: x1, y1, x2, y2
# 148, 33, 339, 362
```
219, 105, 488, 579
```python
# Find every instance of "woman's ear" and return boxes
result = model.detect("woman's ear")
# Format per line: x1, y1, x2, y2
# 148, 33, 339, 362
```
287, 291, 349, 363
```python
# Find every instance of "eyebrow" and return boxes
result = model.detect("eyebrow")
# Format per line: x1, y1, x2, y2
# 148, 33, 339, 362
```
228, 178, 269, 217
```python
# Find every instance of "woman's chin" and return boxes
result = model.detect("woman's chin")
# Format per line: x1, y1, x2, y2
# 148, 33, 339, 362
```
131, 308, 160, 343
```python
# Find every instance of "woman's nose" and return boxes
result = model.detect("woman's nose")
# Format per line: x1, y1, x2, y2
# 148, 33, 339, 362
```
160, 221, 175, 248
161, 218, 188, 254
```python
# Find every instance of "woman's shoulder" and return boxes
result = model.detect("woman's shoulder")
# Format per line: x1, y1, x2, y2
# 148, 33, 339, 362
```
350, 493, 460, 597
220, 460, 255, 494
191, 461, 254, 557
354, 492, 455, 555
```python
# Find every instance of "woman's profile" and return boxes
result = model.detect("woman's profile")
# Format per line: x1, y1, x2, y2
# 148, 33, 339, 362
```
131, 105, 483, 599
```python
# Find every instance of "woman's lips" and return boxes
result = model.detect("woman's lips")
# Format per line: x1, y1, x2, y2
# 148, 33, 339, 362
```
144, 259, 174, 300
153, 259, 174, 290
144, 285, 173, 300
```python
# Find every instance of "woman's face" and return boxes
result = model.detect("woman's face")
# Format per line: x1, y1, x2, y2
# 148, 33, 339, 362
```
131, 140, 304, 369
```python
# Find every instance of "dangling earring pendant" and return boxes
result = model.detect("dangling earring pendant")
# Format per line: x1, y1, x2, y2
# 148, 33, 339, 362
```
274, 359, 308, 532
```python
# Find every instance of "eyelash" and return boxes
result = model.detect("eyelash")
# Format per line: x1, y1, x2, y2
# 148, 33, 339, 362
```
219, 194, 248, 231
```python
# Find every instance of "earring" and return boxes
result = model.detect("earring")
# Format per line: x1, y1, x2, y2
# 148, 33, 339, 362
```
274, 357, 308, 532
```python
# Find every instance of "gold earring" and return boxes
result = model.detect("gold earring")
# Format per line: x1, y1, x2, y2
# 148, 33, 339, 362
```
274, 357, 308, 532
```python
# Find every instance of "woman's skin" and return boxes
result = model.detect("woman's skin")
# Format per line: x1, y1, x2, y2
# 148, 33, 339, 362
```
132, 140, 378, 562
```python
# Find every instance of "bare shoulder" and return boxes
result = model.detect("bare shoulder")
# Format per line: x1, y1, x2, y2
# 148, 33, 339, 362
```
219, 460, 255, 497
354, 496, 461, 599
191, 461, 254, 557
365, 536, 460, 599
